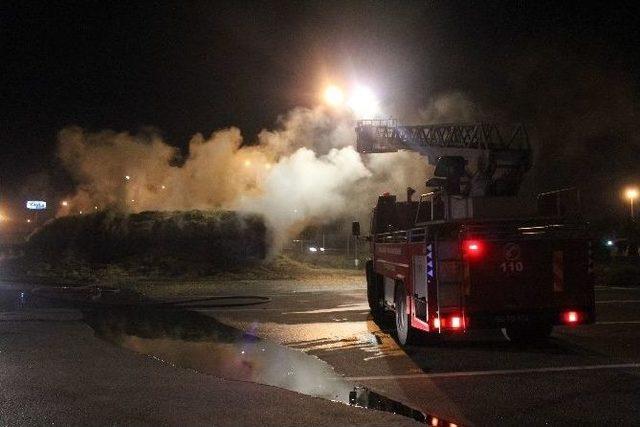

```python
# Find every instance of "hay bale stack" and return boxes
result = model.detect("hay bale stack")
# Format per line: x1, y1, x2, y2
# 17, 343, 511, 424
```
25, 210, 267, 270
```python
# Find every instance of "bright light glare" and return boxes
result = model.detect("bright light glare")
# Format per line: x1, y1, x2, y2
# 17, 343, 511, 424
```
625, 187, 639, 200
319, 247, 325, 252
450, 316, 462, 329
308, 247, 318, 253
323, 85, 344, 107
606, 240, 614, 246
124, 175, 131, 181
464, 240, 482, 256
61, 200, 69, 207
347, 85, 379, 118
564, 310, 579, 324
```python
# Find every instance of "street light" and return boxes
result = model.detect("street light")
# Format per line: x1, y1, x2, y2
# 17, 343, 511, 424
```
323, 85, 344, 107
347, 85, 380, 118
625, 187, 639, 218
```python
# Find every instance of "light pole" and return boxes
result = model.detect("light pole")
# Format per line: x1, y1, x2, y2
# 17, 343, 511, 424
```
625, 187, 639, 218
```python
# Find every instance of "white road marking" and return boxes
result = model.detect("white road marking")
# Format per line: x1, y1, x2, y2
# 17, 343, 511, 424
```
595, 286, 640, 291
196, 307, 283, 312
343, 363, 640, 381
596, 320, 640, 325
596, 300, 640, 304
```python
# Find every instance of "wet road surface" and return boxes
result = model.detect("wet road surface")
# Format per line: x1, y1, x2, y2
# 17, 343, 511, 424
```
193, 281, 640, 425
2, 279, 640, 425
0, 284, 448, 426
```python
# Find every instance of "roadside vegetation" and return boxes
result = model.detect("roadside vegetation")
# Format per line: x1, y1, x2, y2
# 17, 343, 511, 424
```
0, 210, 364, 297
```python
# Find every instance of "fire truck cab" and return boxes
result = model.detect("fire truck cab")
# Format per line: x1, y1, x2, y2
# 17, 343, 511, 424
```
356, 120, 595, 345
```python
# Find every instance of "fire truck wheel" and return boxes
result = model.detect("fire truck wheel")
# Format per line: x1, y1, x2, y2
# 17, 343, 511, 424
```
366, 260, 384, 319
394, 282, 420, 346
503, 323, 553, 344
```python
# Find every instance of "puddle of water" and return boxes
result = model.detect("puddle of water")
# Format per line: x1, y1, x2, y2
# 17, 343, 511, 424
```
84, 307, 353, 403
84, 307, 462, 425
1, 287, 462, 426
351, 387, 452, 426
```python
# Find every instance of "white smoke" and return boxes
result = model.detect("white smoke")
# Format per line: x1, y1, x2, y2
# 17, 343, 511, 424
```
235, 147, 372, 250
57, 106, 432, 252
419, 91, 481, 123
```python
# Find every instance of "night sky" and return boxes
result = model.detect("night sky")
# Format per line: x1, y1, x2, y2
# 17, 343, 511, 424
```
2, 1, 640, 217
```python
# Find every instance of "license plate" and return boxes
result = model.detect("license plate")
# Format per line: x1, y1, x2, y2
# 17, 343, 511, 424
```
494, 314, 531, 324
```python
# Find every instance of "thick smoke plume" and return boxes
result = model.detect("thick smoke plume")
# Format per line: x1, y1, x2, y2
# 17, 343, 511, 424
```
419, 92, 483, 124
57, 107, 429, 253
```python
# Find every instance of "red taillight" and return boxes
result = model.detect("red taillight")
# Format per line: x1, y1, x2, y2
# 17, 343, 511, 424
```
463, 240, 483, 257
450, 316, 462, 329
562, 310, 580, 324
434, 315, 464, 331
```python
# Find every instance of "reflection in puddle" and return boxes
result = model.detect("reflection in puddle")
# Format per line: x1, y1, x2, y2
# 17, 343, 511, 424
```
1, 287, 462, 426
85, 308, 353, 402
351, 387, 453, 426
84, 308, 461, 425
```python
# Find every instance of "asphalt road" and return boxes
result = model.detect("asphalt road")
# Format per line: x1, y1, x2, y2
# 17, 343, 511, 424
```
2, 277, 639, 426
0, 282, 420, 427
196, 280, 640, 425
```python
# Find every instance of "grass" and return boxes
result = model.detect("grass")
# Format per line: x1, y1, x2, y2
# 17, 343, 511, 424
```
0, 254, 364, 298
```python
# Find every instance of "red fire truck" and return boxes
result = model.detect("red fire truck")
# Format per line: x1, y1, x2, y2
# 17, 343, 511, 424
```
354, 120, 595, 345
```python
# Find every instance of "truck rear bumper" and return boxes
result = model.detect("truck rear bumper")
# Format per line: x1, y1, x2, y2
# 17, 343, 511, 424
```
465, 308, 595, 329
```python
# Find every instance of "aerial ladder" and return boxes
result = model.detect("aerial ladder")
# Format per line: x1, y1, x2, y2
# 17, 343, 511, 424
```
356, 119, 531, 198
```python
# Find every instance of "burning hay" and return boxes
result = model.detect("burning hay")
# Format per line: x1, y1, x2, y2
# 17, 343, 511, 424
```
25, 210, 266, 273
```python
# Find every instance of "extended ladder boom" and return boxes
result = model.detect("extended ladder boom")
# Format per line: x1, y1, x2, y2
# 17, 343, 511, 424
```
356, 119, 529, 159
355, 119, 532, 196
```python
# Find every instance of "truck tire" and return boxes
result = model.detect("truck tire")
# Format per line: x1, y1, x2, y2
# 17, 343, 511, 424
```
504, 323, 553, 344
394, 282, 420, 346
366, 260, 384, 319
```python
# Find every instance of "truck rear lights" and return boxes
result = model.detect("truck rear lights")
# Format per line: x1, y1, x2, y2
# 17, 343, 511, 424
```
463, 240, 483, 257
562, 310, 580, 324
433, 315, 464, 330
450, 316, 462, 329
